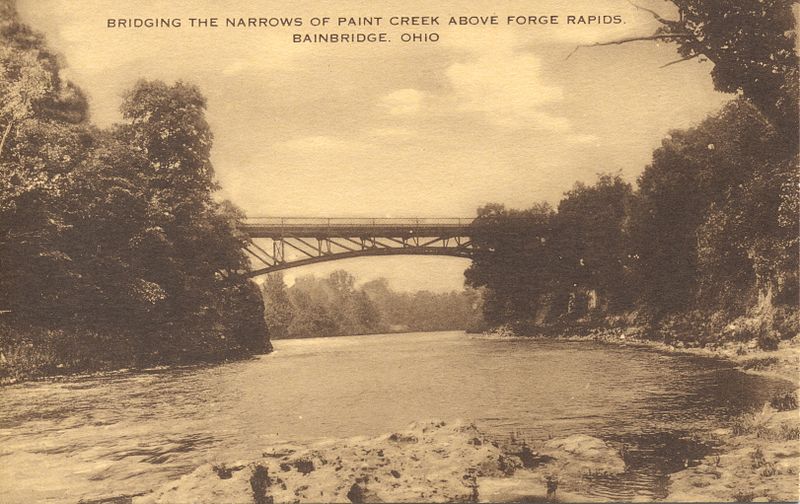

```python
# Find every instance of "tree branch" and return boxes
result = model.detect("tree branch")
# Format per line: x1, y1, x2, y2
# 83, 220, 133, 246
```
659, 53, 701, 68
0, 122, 12, 160
627, 1, 675, 25
566, 33, 693, 59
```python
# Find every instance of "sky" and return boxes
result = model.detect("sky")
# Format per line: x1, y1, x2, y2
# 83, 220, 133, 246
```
17, 0, 732, 292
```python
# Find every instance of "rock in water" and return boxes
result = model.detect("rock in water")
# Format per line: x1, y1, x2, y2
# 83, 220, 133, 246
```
543, 434, 627, 474
346, 483, 364, 503
136, 420, 626, 503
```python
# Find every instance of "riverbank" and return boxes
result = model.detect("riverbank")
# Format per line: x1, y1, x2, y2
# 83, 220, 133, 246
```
568, 331, 798, 385
134, 420, 627, 504
483, 321, 799, 384
0, 322, 273, 386
667, 405, 799, 502
659, 337, 799, 502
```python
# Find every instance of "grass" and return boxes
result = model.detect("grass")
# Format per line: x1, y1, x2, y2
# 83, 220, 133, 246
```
778, 423, 800, 441
731, 411, 771, 438
729, 403, 800, 442
750, 447, 766, 469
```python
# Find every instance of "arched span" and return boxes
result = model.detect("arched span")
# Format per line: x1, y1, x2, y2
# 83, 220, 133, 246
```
239, 217, 478, 277
245, 247, 473, 278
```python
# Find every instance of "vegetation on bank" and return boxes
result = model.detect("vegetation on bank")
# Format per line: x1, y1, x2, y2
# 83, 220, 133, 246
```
0, 0, 270, 383
261, 270, 485, 339
668, 395, 800, 502
466, 1, 799, 350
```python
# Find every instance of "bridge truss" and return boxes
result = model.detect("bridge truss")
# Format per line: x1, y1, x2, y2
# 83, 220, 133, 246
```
240, 218, 479, 277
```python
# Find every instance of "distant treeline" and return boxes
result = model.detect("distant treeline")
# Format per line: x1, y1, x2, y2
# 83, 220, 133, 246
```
261, 271, 485, 339
0, 1, 269, 382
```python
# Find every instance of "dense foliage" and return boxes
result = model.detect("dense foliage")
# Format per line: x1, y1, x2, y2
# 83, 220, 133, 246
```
464, 204, 555, 326
652, 0, 798, 144
0, 1, 269, 381
467, 0, 798, 348
262, 271, 484, 339
468, 99, 797, 346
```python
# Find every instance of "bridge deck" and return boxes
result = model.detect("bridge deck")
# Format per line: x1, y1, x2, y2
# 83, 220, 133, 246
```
241, 217, 479, 238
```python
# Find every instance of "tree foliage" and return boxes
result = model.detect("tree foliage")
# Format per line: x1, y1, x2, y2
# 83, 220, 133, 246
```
0, 3, 270, 378
465, 203, 554, 325
662, 0, 799, 142
574, 1, 798, 143
262, 271, 483, 339
472, 2, 798, 342
469, 100, 797, 342
629, 99, 795, 315
555, 175, 633, 313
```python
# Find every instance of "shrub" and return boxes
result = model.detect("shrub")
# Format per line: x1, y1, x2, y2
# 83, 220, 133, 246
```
757, 331, 780, 350
778, 423, 800, 440
769, 392, 798, 412
773, 305, 800, 340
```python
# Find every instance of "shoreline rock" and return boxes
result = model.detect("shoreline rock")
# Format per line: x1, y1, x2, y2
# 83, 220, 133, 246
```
134, 420, 627, 504
666, 405, 800, 502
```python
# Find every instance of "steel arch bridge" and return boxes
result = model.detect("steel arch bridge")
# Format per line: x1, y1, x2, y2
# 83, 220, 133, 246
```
239, 217, 484, 277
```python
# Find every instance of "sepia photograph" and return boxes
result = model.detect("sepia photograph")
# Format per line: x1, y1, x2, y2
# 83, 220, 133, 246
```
0, 1, 798, 502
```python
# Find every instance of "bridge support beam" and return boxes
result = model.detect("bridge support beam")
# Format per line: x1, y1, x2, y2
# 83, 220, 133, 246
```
240, 218, 479, 277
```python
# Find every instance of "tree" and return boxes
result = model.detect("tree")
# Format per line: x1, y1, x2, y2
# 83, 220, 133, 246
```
555, 174, 633, 313
262, 273, 294, 339
268, 272, 480, 338
111, 80, 271, 358
571, 1, 798, 143
286, 288, 337, 338
0, 0, 91, 323
1, 0, 270, 376
695, 153, 798, 309
0, 0, 88, 159
114, 81, 245, 327
465, 203, 555, 325
628, 99, 792, 315
118, 80, 216, 197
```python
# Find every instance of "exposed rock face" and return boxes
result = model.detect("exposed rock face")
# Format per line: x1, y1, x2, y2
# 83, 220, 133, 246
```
135, 420, 627, 504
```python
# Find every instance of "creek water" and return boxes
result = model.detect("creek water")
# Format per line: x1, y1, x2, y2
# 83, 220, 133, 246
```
0, 331, 792, 502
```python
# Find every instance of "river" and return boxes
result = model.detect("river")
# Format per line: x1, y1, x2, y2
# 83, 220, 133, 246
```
0, 330, 792, 502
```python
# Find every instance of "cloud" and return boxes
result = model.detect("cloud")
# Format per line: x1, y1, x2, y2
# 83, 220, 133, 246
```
379, 88, 426, 116
276, 135, 368, 153
223, 60, 249, 76
445, 46, 567, 130
368, 127, 416, 138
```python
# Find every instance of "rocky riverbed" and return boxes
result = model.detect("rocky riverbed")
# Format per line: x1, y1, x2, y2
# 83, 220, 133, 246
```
134, 420, 627, 503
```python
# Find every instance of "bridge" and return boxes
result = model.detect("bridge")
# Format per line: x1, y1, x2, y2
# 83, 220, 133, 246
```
239, 217, 486, 277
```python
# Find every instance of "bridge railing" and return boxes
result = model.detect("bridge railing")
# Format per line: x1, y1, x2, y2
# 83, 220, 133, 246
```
243, 217, 475, 228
